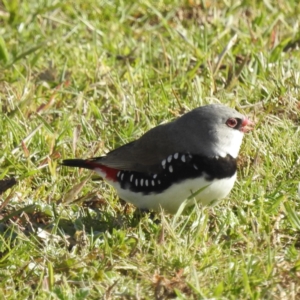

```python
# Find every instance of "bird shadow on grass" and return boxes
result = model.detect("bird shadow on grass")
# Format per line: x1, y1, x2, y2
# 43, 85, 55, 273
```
0, 193, 159, 253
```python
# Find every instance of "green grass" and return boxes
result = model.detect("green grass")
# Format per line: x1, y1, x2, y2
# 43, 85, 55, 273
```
1, 0, 300, 298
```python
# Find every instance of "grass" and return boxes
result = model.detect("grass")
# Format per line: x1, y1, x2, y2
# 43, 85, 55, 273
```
1, 0, 300, 298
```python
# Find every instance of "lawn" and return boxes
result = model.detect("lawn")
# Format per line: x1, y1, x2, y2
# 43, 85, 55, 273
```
1, 0, 300, 299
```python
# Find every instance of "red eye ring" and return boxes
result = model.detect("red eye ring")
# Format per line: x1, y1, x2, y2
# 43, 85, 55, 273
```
226, 118, 238, 128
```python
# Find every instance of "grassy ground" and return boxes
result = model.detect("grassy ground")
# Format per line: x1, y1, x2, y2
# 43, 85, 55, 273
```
1, 0, 300, 299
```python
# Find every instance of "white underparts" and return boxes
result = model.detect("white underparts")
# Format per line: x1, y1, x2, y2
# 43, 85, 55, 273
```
93, 151, 237, 214
111, 173, 237, 214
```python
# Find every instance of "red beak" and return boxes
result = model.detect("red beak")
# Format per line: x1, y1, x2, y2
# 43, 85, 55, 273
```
241, 118, 255, 133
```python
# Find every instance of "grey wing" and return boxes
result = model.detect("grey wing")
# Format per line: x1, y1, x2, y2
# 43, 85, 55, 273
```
97, 123, 178, 173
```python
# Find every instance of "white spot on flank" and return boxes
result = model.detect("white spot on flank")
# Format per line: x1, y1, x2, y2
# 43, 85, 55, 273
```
193, 164, 198, 170
135, 179, 138, 186
169, 165, 173, 173
140, 179, 144, 186
181, 155, 186, 162
174, 153, 179, 159
158, 180, 161, 184
152, 180, 155, 186
117, 171, 121, 177
145, 180, 149, 187
114, 174, 237, 214
167, 155, 172, 163
215, 156, 219, 160
130, 174, 134, 182
121, 173, 124, 181
153, 174, 157, 179
162, 159, 166, 168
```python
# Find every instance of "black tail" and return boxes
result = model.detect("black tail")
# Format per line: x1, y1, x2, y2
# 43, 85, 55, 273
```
61, 159, 95, 170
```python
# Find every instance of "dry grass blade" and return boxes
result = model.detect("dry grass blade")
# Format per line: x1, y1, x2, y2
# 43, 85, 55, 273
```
59, 176, 91, 204
213, 33, 238, 76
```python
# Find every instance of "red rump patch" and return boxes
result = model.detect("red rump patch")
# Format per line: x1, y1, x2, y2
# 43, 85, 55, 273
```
85, 160, 119, 182
99, 165, 119, 181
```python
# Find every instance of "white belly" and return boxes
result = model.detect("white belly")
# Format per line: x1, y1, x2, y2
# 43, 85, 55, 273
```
110, 173, 237, 214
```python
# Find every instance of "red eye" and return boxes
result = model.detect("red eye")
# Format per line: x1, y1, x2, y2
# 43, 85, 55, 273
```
226, 118, 238, 128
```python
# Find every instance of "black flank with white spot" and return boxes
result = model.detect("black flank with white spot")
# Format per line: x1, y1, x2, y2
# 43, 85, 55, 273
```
117, 153, 236, 195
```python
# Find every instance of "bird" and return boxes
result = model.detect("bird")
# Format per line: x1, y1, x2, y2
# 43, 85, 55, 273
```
62, 104, 254, 214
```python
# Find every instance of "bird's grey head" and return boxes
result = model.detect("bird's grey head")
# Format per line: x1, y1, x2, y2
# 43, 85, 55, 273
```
173, 104, 253, 158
